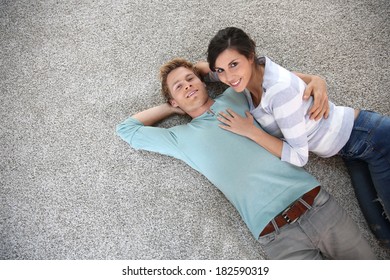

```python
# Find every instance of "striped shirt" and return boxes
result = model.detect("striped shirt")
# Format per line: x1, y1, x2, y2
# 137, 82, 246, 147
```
208, 56, 355, 166
247, 56, 355, 166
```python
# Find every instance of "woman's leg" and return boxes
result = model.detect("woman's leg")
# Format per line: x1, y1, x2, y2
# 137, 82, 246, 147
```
343, 158, 390, 248
339, 110, 390, 247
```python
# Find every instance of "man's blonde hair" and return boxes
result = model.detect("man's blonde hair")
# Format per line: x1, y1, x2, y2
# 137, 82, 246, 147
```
159, 58, 201, 102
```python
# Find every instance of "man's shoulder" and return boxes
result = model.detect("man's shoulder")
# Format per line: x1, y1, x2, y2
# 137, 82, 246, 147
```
214, 87, 250, 113
217, 87, 246, 101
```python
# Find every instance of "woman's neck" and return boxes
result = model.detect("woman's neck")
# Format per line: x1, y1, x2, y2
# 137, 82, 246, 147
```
246, 64, 264, 107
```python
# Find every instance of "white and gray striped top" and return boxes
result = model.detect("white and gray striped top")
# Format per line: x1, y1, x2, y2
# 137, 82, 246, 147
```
245, 56, 355, 166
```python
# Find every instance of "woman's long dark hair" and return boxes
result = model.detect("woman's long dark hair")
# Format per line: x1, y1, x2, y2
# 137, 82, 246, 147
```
207, 27, 257, 71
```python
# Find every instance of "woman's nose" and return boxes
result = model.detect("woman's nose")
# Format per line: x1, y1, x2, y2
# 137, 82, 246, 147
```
220, 69, 232, 82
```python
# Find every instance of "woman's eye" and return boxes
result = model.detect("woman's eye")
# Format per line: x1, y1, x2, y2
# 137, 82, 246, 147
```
231, 62, 237, 68
216, 68, 223, 73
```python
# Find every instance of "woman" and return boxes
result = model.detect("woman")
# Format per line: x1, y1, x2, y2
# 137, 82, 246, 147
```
197, 27, 390, 247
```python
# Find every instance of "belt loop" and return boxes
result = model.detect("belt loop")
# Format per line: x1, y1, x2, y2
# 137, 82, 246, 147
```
271, 219, 280, 234
298, 198, 312, 209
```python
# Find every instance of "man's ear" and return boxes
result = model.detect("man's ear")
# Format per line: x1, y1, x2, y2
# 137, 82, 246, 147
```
169, 99, 179, 108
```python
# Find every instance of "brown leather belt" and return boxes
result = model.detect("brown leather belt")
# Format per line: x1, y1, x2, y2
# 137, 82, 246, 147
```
260, 186, 321, 237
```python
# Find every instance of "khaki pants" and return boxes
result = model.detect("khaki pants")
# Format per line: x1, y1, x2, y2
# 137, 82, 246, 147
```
258, 188, 375, 260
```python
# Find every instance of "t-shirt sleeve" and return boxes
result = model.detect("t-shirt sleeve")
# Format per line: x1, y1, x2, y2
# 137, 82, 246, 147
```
116, 117, 181, 158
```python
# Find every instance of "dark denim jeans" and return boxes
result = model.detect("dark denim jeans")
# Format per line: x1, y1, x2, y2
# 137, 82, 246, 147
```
339, 110, 390, 248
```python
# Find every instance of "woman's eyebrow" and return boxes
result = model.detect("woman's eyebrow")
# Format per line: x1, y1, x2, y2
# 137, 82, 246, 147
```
215, 58, 239, 70
228, 58, 239, 65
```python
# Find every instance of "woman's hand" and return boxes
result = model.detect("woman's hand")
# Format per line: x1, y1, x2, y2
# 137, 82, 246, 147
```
303, 75, 329, 120
217, 109, 256, 138
294, 72, 330, 120
217, 108, 284, 158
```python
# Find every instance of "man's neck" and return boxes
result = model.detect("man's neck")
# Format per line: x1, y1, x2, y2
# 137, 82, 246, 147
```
188, 98, 215, 119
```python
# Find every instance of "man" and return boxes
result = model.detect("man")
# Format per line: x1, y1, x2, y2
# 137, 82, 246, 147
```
116, 58, 375, 259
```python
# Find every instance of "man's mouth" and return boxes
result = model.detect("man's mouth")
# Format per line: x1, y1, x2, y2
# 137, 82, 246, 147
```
186, 90, 197, 98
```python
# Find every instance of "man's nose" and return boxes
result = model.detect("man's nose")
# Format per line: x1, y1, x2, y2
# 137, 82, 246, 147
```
185, 83, 192, 90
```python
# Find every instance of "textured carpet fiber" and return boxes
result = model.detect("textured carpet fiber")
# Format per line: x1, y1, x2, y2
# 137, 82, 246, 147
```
1, 0, 389, 259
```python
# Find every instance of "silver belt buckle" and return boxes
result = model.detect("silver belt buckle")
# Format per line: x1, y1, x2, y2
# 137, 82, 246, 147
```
282, 207, 298, 224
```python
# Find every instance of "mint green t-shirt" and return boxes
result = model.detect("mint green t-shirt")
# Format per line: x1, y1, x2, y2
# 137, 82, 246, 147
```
117, 87, 319, 239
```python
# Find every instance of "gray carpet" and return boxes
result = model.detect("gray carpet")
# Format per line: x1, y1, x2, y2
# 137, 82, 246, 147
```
1, 0, 389, 260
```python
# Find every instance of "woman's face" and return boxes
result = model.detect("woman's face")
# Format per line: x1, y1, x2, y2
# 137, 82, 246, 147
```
214, 48, 254, 92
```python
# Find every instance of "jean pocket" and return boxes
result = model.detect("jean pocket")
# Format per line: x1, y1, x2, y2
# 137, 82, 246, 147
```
258, 232, 276, 246
341, 138, 373, 159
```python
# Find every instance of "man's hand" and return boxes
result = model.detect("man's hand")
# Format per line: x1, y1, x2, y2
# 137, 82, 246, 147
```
194, 61, 211, 77
170, 105, 186, 115
132, 103, 186, 126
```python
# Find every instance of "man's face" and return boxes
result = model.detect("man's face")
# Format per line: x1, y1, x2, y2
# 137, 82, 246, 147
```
166, 67, 209, 115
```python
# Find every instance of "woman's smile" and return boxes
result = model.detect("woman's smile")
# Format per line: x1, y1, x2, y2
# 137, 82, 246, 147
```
230, 78, 242, 88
